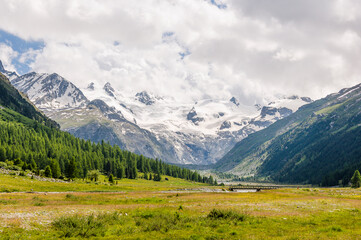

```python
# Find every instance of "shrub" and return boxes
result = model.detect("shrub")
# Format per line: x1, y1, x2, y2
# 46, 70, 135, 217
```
87, 170, 100, 182
135, 211, 187, 232
65, 194, 78, 200
52, 212, 123, 238
6, 165, 21, 171
0, 162, 7, 168
207, 209, 247, 221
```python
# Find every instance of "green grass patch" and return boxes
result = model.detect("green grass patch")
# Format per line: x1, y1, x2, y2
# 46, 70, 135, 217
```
0, 173, 209, 193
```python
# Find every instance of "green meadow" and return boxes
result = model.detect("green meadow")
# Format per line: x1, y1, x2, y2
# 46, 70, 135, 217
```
1, 173, 361, 239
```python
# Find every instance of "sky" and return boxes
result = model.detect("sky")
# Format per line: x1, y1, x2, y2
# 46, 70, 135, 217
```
0, 0, 361, 105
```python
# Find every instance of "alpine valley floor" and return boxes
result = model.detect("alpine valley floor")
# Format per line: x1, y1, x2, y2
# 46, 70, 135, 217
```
1, 173, 361, 239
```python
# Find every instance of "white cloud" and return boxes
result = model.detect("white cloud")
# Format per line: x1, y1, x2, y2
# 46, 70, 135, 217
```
1, 0, 361, 104
0, 43, 18, 72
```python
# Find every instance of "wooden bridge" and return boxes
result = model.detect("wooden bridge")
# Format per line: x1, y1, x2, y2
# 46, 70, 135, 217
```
229, 186, 280, 192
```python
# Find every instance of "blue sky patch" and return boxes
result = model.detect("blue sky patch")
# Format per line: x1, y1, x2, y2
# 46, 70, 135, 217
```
209, 0, 227, 9
0, 29, 44, 75
179, 49, 191, 60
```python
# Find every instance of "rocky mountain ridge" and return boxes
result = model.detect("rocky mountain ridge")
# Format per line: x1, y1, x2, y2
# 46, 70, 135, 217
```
1, 63, 312, 164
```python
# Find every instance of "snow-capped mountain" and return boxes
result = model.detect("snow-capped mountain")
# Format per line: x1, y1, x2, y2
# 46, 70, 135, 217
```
11, 72, 88, 112
78, 80, 312, 164
0, 60, 19, 81
6, 63, 312, 164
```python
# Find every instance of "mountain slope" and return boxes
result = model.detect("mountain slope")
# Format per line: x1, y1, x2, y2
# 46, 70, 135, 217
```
11, 72, 88, 112
216, 82, 361, 185
0, 72, 213, 184
5, 63, 310, 164
48, 99, 178, 163
0, 102, 211, 185
79, 82, 311, 164
0, 72, 58, 128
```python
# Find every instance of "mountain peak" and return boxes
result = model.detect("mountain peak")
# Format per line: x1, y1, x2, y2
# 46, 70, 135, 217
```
135, 91, 155, 105
0, 60, 19, 81
230, 97, 240, 106
10, 72, 88, 111
187, 107, 204, 125
104, 82, 115, 97
87, 82, 95, 90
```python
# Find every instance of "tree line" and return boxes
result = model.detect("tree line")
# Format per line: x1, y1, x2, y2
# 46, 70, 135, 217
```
0, 108, 217, 185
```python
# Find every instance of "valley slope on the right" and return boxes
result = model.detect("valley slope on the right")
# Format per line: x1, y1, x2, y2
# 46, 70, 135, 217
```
215, 82, 361, 186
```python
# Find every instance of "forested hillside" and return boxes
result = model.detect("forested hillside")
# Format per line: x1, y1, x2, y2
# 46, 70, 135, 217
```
0, 73, 58, 128
216, 83, 361, 186
0, 73, 214, 184
0, 107, 215, 183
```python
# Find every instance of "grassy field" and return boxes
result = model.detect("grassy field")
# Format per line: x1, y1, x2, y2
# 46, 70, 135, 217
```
0, 173, 208, 193
1, 174, 361, 239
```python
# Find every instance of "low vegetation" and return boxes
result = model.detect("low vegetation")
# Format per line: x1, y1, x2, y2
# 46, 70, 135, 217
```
1, 180, 361, 239
0, 171, 209, 192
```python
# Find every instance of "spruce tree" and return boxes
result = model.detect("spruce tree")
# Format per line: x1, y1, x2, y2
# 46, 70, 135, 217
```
30, 159, 37, 171
50, 159, 61, 178
22, 162, 28, 171
44, 165, 52, 178
351, 170, 361, 188
109, 174, 114, 183
116, 166, 125, 179
66, 157, 78, 179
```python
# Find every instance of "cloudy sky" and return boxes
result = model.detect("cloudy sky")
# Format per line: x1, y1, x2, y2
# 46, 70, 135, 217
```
0, 0, 361, 105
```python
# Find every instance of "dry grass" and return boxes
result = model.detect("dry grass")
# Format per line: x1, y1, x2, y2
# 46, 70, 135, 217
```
1, 174, 361, 239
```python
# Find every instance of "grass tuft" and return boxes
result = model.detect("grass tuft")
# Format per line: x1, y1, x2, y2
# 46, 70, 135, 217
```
52, 212, 123, 238
207, 209, 247, 221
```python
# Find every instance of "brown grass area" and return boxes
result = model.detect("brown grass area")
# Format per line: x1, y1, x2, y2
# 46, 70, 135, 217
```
1, 188, 361, 239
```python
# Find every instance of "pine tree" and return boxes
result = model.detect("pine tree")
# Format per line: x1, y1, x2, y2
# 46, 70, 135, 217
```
44, 165, 52, 178
22, 162, 28, 171
116, 165, 125, 179
66, 157, 78, 179
351, 170, 361, 188
30, 159, 37, 171
153, 168, 161, 181
109, 174, 114, 183
50, 159, 61, 178
0, 147, 6, 161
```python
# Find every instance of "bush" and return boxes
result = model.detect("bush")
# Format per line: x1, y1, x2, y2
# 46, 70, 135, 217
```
6, 165, 21, 171
0, 162, 7, 168
207, 209, 247, 221
65, 194, 78, 200
52, 212, 123, 238
134, 211, 187, 232
87, 170, 100, 182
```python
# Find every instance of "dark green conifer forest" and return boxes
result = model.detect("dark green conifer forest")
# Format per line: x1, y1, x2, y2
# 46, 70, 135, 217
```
0, 107, 215, 184
0, 73, 215, 184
